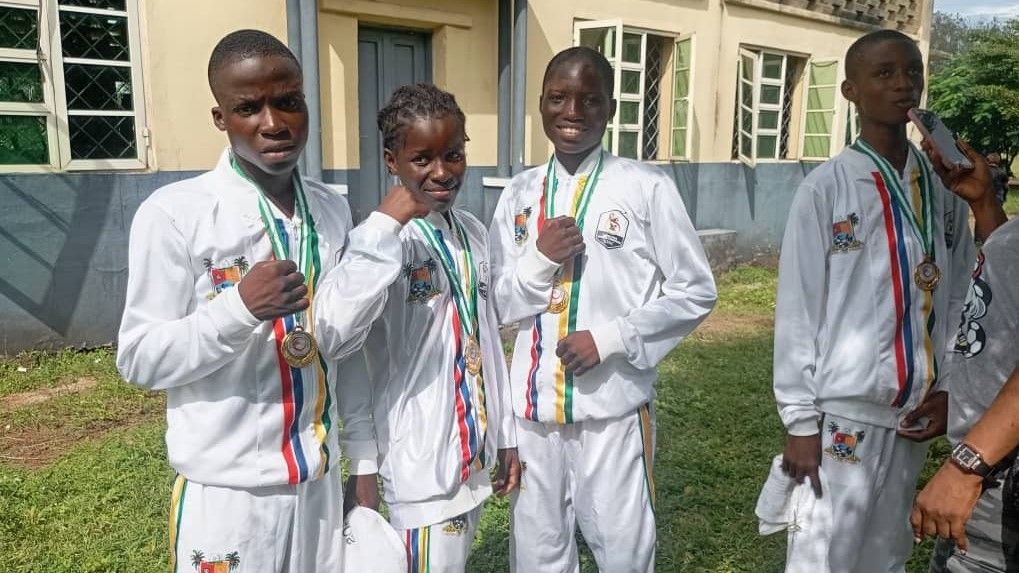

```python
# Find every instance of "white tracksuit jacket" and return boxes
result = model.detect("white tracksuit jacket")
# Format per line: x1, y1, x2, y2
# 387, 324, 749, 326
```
489, 149, 717, 424
116, 149, 391, 488
774, 143, 975, 436
323, 210, 516, 531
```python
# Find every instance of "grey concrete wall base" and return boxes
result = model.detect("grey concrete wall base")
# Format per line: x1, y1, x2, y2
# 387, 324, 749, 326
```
0, 160, 817, 354
698, 229, 739, 274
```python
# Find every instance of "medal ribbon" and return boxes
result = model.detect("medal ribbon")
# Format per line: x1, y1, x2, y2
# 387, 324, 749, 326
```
412, 213, 487, 472
534, 150, 605, 424
229, 155, 320, 317
852, 140, 934, 260
412, 214, 478, 340
230, 154, 330, 484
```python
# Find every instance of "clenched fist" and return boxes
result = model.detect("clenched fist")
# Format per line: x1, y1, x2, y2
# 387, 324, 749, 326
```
537, 216, 585, 264
378, 184, 432, 225
237, 259, 308, 321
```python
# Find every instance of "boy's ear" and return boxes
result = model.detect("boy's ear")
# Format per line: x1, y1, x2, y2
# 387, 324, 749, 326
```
211, 106, 226, 132
840, 79, 856, 104
383, 147, 397, 175
608, 98, 618, 121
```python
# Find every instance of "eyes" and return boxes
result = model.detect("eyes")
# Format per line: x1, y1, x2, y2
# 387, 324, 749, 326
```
874, 66, 924, 80
232, 93, 306, 116
411, 148, 465, 167
545, 92, 604, 107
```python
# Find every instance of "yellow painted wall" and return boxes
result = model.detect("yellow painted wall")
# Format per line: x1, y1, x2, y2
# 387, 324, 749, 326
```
139, 0, 288, 171
318, 0, 498, 169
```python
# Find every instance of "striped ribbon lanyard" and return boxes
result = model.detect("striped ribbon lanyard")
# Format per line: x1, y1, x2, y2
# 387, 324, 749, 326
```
540, 149, 604, 234
412, 214, 480, 363
852, 140, 934, 259
230, 155, 318, 327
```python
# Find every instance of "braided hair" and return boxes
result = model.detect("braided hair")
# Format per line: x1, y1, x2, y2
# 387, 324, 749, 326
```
377, 83, 466, 151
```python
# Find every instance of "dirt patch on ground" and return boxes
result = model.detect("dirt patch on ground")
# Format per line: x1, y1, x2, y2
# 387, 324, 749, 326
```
0, 377, 98, 414
693, 312, 774, 338
0, 390, 164, 470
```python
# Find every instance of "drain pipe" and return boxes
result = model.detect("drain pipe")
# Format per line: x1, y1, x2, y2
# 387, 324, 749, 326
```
510, 0, 528, 175
285, 0, 323, 181
496, 0, 512, 177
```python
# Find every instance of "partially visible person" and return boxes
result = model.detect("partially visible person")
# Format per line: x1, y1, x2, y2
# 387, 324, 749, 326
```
987, 153, 1010, 206
909, 163, 1016, 572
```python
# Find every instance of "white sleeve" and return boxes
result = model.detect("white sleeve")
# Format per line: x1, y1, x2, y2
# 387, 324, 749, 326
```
336, 347, 380, 475
314, 211, 404, 361
936, 196, 976, 393
773, 183, 830, 436
489, 180, 562, 325
485, 285, 517, 450
589, 175, 717, 369
116, 202, 262, 390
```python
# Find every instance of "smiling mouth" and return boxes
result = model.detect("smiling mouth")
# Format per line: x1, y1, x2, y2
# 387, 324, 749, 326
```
894, 100, 917, 109
424, 188, 455, 201
557, 125, 587, 138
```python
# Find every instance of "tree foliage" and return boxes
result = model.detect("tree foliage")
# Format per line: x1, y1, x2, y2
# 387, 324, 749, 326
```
928, 18, 1019, 159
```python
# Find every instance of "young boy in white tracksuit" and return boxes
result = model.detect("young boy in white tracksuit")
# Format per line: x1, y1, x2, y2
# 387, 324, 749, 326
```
320, 83, 519, 573
489, 47, 717, 572
116, 31, 387, 571
772, 30, 998, 572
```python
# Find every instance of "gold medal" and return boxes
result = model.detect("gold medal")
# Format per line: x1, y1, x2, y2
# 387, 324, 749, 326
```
548, 279, 569, 314
281, 325, 318, 368
465, 336, 482, 376
914, 258, 941, 291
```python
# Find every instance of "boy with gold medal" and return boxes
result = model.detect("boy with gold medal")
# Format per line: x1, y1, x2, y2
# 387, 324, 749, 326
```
116, 30, 398, 570
489, 47, 716, 572
772, 30, 999, 572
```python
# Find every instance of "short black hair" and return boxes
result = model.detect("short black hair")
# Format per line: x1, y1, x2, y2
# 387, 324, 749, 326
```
377, 83, 466, 151
542, 46, 614, 96
208, 29, 300, 90
845, 29, 917, 79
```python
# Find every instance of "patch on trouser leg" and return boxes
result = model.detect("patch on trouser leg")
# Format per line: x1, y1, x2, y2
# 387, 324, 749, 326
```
822, 420, 866, 464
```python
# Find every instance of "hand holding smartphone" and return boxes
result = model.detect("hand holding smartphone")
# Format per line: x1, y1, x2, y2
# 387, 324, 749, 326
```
908, 108, 974, 170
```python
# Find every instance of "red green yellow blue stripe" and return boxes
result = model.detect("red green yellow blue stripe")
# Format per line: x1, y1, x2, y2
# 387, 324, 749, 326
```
169, 475, 187, 572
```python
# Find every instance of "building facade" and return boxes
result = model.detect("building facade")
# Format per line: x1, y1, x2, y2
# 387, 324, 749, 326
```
0, 0, 933, 351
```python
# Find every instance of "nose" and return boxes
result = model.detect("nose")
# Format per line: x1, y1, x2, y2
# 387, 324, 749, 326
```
430, 158, 452, 182
895, 70, 918, 92
260, 107, 287, 135
563, 96, 583, 119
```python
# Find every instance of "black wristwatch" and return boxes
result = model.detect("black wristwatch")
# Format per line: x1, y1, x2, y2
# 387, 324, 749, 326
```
950, 442, 993, 477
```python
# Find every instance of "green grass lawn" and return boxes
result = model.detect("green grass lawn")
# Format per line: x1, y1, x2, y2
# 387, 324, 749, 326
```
0, 267, 946, 572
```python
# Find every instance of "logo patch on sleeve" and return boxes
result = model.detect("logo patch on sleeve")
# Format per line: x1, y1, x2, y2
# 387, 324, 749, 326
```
513, 207, 532, 245
203, 256, 250, 299
832, 213, 863, 253
404, 258, 442, 303
594, 209, 629, 249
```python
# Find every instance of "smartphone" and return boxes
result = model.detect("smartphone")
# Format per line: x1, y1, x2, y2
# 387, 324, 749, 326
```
908, 108, 973, 170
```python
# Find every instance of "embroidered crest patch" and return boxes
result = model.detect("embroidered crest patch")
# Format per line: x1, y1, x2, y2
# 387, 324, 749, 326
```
189, 549, 240, 572
823, 421, 865, 464
594, 209, 629, 249
203, 257, 249, 299
513, 207, 532, 245
442, 514, 468, 536
832, 213, 863, 253
405, 259, 442, 303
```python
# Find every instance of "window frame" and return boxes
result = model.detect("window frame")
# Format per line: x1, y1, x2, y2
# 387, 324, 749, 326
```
573, 20, 678, 161
736, 46, 808, 165
799, 58, 841, 161
670, 34, 693, 160
0, 0, 148, 173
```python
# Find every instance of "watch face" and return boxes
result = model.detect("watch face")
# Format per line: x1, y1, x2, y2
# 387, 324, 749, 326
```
953, 444, 980, 469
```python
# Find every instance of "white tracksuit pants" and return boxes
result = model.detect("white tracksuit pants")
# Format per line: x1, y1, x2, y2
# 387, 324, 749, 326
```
786, 413, 928, 573
510, 404, 657, 573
